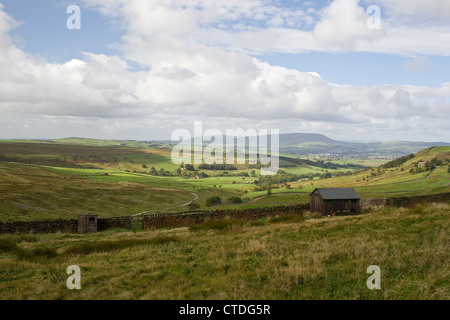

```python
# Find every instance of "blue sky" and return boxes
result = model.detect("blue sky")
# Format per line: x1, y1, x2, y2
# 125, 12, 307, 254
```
4, 0, 448, 86
2, 0, 123, 62
260, 52, 450, 87
0, 0, 449, 141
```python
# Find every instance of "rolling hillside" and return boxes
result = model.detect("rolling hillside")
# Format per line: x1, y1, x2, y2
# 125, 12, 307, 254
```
0, 162, 196, 221
0, 140, 448, 220
293, 146, 450, 198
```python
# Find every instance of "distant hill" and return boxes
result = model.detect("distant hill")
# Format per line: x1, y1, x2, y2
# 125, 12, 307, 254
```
11, 135, 450, 159
279, 133, 337, 145
277, 134, 450, 158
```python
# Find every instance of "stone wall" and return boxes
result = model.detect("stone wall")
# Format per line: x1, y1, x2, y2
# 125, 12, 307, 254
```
0, 193, 448, 234
0, 204, 309, 234
0, 219, 78, 234
385, 192, 450, 207
360, 198, 388, 208
142, 204, 309, 229
361, 192, 450, 209
98, 216, 131, 230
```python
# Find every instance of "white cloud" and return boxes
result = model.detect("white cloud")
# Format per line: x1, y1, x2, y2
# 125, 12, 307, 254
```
373, 0, 450, 22
82, 0, 450, 57
313, 0, 383, 51
0, 1, 449, 141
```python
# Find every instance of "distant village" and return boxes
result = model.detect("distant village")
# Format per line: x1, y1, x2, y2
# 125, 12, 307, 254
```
300, 153, 404, 160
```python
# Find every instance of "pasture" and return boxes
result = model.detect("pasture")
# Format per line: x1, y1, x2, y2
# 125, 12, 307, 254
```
0, 202, 448, 299
0, 141, 448, 221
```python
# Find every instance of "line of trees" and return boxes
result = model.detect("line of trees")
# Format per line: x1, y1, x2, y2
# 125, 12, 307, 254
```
382, 154, 414, 168
198, 163, 237, 170
410, 157, 448, 174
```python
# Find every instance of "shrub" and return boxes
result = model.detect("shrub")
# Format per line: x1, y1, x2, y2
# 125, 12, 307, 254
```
206, 196, 222, 207
227, 197, 243, 204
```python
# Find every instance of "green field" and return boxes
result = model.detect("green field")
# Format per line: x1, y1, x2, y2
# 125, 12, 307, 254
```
0, 162, 198, 221
0, 140, 449, 300
0, 141, 448, 221
0, 202, 448, 299
294, 147, 450, 198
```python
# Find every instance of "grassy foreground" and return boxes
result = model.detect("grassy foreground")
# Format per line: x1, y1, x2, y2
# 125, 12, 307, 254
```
0, 202, 448, 300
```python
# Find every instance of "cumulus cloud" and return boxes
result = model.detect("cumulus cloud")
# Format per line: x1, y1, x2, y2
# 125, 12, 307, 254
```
0, 1, 449, 141
313, 0, 383, 51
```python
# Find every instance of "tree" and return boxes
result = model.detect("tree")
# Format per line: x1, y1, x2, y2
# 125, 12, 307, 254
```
251, 170, 256, 177
198, 172, 209, 179
227, 197, 243, 204
206, 196, 222, 207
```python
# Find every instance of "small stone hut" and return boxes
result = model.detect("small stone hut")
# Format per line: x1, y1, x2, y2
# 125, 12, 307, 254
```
78, 215, 98, 234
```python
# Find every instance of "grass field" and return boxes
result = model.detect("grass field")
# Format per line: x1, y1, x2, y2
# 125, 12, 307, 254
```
0, 140, 372, 175
291, 147, 450, 198
0, 202, 448, 299
0, 142, 448, 221
0, 162, 196, 221
0, 141, 448, 300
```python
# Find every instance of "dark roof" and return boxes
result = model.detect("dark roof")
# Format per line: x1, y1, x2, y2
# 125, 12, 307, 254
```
309, 188, 360, 200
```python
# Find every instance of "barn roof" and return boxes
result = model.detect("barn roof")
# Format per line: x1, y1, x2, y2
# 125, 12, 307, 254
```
309, 188, 360, 200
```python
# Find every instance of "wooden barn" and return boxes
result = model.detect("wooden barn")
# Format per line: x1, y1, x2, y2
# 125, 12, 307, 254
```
309, 188, 360, 216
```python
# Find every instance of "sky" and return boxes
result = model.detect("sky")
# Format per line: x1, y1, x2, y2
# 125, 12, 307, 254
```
0, 0, 449, 142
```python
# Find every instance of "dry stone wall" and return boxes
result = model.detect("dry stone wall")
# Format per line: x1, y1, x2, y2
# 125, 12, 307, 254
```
1, 193, 448, 234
